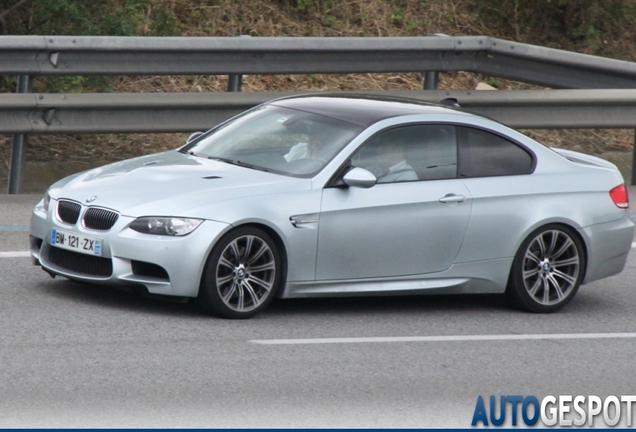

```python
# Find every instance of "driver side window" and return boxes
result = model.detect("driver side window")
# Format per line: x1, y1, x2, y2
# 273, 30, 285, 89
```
351, 124, 457, 183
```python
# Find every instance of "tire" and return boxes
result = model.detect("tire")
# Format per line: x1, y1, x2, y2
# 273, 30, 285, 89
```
506, 224, 585, 313
197, 226, 282, 319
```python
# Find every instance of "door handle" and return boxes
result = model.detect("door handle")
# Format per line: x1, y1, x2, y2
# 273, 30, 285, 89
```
439, 194, 466, 203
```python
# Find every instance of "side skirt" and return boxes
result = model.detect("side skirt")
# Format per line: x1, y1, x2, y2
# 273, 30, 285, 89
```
282, 258, 513, 298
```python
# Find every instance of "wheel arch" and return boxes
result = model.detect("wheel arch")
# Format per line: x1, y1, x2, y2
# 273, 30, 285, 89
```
198, 221, 289, 298
508, 220, 589, 288
240, 222, 289, 296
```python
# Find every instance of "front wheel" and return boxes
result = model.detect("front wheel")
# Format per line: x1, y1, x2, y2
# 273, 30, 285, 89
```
506, 225, 585, 313
197, 227, 282, 319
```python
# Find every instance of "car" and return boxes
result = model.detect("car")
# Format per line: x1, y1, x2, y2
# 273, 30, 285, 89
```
29, 94, 634, 318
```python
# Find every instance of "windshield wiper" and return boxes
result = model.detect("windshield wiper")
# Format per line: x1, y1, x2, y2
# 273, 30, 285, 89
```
208, 157, 269, 172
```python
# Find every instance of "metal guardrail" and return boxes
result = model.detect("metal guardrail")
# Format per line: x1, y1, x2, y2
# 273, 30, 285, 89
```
4, 35, 636, 192
3, 90, 636, 133
3, 35, 636, 88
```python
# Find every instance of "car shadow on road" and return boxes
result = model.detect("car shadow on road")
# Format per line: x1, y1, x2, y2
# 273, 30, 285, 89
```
263, 285, 632, 322
37, 277, 515, 318
37, 277, 620, 320
36, 278, 205, 317
266, 293, 513, 317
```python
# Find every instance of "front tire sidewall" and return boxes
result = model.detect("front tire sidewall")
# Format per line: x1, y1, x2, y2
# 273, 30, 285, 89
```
198, 227, 282, 319
507, 224, 586, 313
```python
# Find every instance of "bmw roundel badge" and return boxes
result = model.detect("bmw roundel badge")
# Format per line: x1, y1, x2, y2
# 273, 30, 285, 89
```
86, 195, 97, 203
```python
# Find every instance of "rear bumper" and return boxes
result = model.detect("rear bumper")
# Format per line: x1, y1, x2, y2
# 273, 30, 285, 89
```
580, 214, 634, 284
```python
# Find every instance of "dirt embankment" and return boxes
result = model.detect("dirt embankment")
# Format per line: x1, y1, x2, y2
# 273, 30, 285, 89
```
1, 0, 635, 180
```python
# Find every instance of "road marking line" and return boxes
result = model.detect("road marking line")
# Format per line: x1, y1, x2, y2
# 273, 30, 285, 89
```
250, 332, 636, 345
0, 225, 29, 231
632, 242, 636, 249
0, 251, 31, 258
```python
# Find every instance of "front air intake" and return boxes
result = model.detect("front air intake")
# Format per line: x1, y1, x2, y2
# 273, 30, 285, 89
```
49, 247, 113, 277
131, 260, 170, 280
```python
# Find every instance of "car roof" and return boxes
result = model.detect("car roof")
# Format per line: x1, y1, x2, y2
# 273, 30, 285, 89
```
268, 94, 466, 127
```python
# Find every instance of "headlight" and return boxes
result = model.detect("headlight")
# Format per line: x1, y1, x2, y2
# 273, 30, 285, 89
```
129, 217, 203, 236
42, 191, 51, 211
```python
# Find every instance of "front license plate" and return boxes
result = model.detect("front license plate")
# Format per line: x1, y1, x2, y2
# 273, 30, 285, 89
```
50, 229, 102, 256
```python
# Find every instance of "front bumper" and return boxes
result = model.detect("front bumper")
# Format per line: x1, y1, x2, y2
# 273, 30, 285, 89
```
30, 198, 230, 297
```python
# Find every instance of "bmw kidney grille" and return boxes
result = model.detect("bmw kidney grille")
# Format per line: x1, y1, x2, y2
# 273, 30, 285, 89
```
83, 207, 119, 231
57, 200, 81, 225
57, 200, 119, 231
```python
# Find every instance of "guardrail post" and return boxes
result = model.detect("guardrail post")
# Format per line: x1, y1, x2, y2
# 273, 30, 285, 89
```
632, 131, 636, 185
423, 71, 439, 90
8, 74, 32, 194
225, 34, 250, 92
227, 74, 243, 92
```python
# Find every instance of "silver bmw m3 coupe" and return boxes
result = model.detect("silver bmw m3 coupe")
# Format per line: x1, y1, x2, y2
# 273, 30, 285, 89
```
30, 95, 634, 318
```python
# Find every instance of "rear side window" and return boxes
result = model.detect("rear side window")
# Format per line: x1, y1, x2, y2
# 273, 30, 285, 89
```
458, 127, 534, 177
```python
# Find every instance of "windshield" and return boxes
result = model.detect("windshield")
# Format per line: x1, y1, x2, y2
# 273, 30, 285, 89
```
184, 104, 363, 177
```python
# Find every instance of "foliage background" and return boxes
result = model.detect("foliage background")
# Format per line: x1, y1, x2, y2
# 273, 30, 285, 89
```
1, 0, 636, 177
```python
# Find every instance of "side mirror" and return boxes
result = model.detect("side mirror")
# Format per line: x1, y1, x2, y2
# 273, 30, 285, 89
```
186, 131, 204, 144
342, 167, 377, 188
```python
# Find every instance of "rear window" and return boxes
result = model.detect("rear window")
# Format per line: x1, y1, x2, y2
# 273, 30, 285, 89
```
458, 127, 534, 177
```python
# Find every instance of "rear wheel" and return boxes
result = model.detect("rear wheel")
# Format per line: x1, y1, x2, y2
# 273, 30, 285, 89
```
506, 224, 585, 313
197, 227, 282, 319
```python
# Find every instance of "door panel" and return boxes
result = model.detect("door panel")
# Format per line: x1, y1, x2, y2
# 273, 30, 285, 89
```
316, 180, 472, 280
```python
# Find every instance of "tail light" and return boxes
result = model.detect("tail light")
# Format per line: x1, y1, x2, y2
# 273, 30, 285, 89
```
609, 184, 629, 209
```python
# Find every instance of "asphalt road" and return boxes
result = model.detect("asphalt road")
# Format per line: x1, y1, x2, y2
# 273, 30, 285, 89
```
1, 194, 636, 427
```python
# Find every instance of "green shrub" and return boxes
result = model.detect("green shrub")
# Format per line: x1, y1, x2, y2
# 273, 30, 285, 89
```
468, 0, 636, 55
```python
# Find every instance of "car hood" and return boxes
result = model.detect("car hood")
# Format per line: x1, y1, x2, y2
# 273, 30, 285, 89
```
50, 151, 311, 217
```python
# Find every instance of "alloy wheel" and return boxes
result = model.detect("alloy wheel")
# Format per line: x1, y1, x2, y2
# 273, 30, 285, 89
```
521, 229, 580, 306
215, 234, 277, 312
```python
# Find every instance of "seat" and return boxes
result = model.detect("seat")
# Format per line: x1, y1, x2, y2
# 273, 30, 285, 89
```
404, 133, 457, 181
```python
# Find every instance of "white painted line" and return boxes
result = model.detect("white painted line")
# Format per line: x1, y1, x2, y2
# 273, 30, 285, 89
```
250, 332, 636, 345
0, 251, 31, 258
632, 242, 636, 249
0, 225, 29, 231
